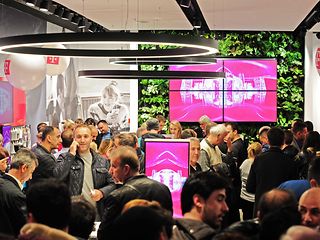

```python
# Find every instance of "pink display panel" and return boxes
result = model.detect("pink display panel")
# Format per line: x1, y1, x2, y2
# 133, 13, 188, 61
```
169, 58, 277, 122
224, 91, 277, 122
0, 81, 13, 124
169, 91, 223, 122
145, 140, 190, 218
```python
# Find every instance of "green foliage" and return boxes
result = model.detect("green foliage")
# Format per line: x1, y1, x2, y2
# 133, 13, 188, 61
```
138, 31, 304, 136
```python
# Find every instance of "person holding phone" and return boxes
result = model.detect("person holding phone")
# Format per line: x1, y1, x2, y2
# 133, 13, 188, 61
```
54, 124, 115, 220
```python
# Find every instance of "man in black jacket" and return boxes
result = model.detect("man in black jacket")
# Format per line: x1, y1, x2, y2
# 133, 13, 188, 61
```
30, 126, 61, 185
53, 124, 115, 219
0, 149, 38, 236
97, 146, 173, 240
247, 127, 298, 216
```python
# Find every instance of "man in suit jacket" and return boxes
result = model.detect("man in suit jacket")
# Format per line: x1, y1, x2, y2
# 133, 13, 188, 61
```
0, 149, 38, 236
247, 127, 298, 216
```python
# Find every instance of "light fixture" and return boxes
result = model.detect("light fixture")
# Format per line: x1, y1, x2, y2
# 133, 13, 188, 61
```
78, 70, 225, 79
61, 9, 71, 20
78, 18, 86, 29
88, 23, 97, 33
39, 0, 50, 12
180, 0, 191, 8
0, 32, 218, 58
193, 19, 202, 29
71, 15, 81, 25
53, 6, 64, 17
25, 0, 37, 7
109, 57, 217, 65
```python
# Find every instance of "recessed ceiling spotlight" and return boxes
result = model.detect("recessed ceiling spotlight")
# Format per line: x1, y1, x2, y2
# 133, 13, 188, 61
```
25, 0, 37, 7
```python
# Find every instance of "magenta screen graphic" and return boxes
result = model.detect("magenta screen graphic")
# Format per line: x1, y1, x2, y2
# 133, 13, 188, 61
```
145, 140, 190, 218
169, 59, 277, 122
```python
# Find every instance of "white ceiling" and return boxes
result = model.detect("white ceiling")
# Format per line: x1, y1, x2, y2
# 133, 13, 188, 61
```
56, 0, 319, 32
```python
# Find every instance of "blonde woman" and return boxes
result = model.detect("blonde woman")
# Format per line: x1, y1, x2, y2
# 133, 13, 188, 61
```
169, 120, 182, 139
239, 142, 262, 220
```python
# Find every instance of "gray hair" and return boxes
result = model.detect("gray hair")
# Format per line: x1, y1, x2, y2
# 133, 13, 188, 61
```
199, 115, 211, 124
209, 124, 227, 136
11, 148, 38, 169
189, 137, 200, 143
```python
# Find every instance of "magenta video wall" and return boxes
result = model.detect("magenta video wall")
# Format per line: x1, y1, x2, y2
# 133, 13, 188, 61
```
0, 81, 13, 124
145, 140, 189, 217
169, 59, 277, 122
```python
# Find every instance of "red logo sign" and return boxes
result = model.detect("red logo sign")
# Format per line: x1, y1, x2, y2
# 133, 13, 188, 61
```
4, 60, 11, 75
47, 56, 60, 65
315, 48, 320, 71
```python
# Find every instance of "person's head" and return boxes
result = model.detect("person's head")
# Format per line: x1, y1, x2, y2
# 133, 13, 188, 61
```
247, 142, 262, 159
26, 179, 71, 231
156, 115, 166, 132
84, 118, 96, 126
68, 198, 96, 239
41, 126, 62, 151
283, 225, 320, 240
181, 129, 197, 139
199, 115, 211, 132
302, 131, 320, 153
111, 206, 173, 240
61, 129, 73, 148
74, 118, 84, 126
169, 120, 182, 139
305, 121, 314, 133
258, 126, 270, 145
224, 122, 240, 142
292, 121, 308, 141
101, 81, 120, 107
97, 120, 109, 134
308, 156, 320, 187
122, 199, 162, 214
205, 122, 218, 137
207, 124, 228, 146
113, 133, 137, 149
299, 188, 320, 229
189, 138, 200, 167
36, 122, 47, 133
0, 133, 3, 146
88, 125, 99, 141
98, 139, 111, 156
146, 118, 160, 132
9, 148, 38, 184
0, 147, 10, 173
63, 119, 75, 131
137, 126, 148, 137
181, 171, 229, 228
257, 189, 297, 221
109, 146, 139, 182
73, 125, 92, 154
267, 127, 285, 147
284, 129, 294, 146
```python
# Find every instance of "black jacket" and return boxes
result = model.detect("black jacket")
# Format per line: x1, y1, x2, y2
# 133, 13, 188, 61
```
140, 132, 165, 151
53, 150, 115, 218
0, 174, 26, 236
171, 218, 217, 240
246, 146, 298, 214
30, 143, 56, 185
97, 174, 173, 240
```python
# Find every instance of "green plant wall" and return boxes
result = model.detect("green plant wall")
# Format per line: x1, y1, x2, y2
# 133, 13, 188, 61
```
138, 32, 304, 137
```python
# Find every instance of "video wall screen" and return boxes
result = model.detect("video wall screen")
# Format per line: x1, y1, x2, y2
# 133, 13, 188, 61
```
0, 81, 13, 124
145, 139, 190, 218
169, 59, 277, 122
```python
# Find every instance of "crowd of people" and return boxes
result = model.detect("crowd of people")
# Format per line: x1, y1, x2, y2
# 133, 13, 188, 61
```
0, 115, 320, 240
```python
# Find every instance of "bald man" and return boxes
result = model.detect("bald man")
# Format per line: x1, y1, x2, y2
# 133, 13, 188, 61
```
299, 188, 320, 229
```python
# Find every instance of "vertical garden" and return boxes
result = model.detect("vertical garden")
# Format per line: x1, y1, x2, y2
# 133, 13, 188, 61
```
138, 32, 304, 136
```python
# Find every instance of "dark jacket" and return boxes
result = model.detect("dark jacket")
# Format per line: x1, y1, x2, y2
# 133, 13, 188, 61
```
97, 174, 173, 240
30, 143, 56, 185
140, 132, 165, 151
246, 146, 298, 215
0, 174, 26, 236
171, 218, 217, 240
53, 150, 115, 218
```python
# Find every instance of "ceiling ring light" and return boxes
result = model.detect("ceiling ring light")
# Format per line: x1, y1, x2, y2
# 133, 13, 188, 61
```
0, 32, 218, 58
78, 70, 225, 79
109, 57, 217, 65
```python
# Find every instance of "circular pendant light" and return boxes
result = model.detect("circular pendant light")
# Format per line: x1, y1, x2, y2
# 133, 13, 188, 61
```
78, 70, 225, 79
0, 32, 218, 58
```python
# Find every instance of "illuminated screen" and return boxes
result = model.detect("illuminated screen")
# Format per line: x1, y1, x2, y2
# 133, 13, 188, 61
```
169, 59, 277, 122
145, 139, 190, 218
0, 81, 13, 124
